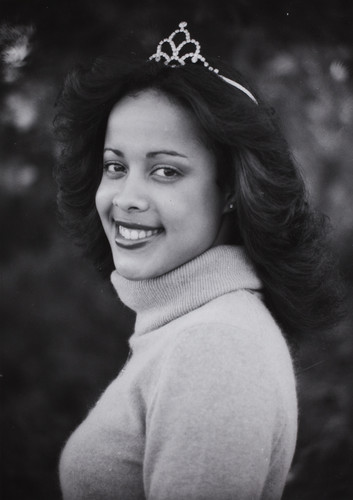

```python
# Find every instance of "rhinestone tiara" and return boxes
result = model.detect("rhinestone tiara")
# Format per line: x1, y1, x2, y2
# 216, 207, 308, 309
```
149, 22, 258, 105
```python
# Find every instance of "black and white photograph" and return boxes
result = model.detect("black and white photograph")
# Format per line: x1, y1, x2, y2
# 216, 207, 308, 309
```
1, 1, 352, 499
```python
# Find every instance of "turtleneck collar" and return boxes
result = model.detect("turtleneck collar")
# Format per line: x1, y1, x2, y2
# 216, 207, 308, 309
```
111, 245, 262, 336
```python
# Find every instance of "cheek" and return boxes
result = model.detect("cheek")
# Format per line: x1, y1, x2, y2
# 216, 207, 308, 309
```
95, 184, 110, 221
170, 184, 223, 236
95, 188, 103, 216
194, 182, 224, 220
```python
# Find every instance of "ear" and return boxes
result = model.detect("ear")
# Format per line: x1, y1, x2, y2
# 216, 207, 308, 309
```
222, 192, 236, 214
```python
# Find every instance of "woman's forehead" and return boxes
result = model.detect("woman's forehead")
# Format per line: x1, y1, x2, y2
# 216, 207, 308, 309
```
104, 89, 207, 152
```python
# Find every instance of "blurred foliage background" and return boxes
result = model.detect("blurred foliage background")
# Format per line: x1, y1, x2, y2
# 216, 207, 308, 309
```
1, 1, 352, 499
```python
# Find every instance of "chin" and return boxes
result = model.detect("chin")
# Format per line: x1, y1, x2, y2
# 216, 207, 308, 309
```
115, 266, 142, 281
113, 260, 155, 281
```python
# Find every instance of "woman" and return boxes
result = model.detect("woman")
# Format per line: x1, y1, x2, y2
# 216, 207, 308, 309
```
55, 23, 343, 500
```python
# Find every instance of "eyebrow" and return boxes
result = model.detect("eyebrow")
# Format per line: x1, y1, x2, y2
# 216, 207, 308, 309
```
103, 148, 188, 159
103, 148, 124, 157
146, 150, 188, 159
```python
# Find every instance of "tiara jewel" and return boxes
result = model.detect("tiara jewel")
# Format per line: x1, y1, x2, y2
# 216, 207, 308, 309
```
149, 21, 208, 67
149, 22, 258, 104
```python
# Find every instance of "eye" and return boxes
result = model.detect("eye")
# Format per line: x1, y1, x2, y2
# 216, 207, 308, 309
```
103, 161, 126, 177
152, 166, 181, 179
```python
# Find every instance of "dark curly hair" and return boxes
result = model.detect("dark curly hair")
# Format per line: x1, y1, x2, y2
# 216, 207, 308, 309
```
54, 56, 345, 339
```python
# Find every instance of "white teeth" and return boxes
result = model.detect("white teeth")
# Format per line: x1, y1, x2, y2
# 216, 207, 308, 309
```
117, 226, 159, 240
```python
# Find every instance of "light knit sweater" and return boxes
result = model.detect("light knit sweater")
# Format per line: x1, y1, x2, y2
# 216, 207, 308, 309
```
59, 245, 298, 500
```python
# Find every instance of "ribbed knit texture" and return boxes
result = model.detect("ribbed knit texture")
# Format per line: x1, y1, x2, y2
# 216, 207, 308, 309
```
60, 245, 297, 500
111, 245, 261, 334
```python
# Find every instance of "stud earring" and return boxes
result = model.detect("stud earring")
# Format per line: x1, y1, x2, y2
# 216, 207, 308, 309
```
229, 203, 234, 210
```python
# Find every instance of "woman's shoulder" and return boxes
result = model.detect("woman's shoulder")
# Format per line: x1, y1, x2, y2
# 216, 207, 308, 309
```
158, 290, 297, 403
163, 294, 292, 378
171, 316, 291, 379
152, 309, 297, 435
173, 288, 286, 350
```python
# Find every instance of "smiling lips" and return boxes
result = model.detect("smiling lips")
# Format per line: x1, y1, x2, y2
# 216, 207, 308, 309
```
115, 223, 161, 243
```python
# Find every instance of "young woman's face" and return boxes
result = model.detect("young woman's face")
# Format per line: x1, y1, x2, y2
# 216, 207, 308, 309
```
95, 89, 231, 280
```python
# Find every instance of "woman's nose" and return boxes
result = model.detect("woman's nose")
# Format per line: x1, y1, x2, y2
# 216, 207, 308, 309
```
112, 176, 149, 213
